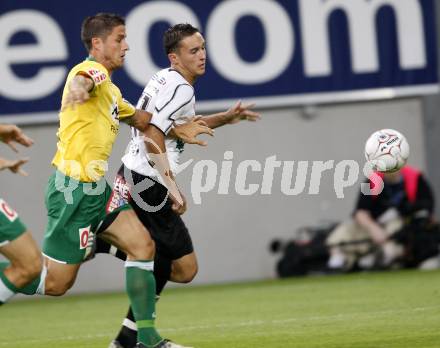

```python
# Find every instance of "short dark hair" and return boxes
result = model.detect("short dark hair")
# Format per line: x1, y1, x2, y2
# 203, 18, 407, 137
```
81, 13, 125, 51
163, 23, 200, 54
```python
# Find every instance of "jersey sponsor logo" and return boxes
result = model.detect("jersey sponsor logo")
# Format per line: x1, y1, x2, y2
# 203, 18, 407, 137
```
79, 225, 92, 249
151, 74, 166, 85
107, 175, 131, 213
0, 199, 18, 222
87, 69, 106, 85
110, 95, 120, 132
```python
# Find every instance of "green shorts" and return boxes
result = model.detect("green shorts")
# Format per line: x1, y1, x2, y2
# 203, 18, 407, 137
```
42, 171, 131, 264
0, 198, 27, 247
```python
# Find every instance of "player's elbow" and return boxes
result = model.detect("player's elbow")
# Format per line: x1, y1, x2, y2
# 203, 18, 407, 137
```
135, 121, 149, 133
131, 110, 152, 133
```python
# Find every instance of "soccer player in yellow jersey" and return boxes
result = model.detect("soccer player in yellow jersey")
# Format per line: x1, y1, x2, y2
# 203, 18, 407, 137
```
18, 13, 210, 348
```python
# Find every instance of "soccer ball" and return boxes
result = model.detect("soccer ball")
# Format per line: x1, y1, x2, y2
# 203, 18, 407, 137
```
364, 129, 410, 172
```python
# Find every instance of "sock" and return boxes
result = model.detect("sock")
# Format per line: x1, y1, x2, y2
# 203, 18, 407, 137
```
114, 308, 138, 348
0, 261, 45, 296
0, 262, 18, 304
115, 252, 172, 347
125, 260, 162, 347
96, 238, 127, 261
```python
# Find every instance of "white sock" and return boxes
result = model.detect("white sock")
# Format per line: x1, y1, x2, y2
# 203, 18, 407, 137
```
0, 276, 15, 303
122, 318, 138, 331
36, 265, 47, 295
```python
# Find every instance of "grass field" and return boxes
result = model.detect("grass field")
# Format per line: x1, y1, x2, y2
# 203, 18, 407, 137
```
1, 270, 440, 348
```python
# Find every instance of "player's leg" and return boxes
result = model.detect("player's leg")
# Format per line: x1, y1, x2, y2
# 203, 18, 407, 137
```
106, 167, 193, 347
35, 171, 102, 296
110, 252, 172, 348
0, 231, 42, 304
109, 211, 196, 347
42, 258, 81, 296
108, 250, 195, 348
129, 172, 197, 284
103, 210, 191, 347
0, 197, 43, 304
100, 209, 163, 347
170, 252, 198, 283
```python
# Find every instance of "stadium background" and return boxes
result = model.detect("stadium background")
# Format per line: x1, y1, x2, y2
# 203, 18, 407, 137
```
0, 0, 439, 293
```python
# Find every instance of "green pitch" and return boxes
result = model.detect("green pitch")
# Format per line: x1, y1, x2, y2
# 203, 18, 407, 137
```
1, 270, 440, 348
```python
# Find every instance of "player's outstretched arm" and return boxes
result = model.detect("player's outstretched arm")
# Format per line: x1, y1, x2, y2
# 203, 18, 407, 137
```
0, 124, 34, 152
202, 100, 261, 129
169, 116, 214, 146
62, 75, 94, 111
124, 110, 213, 147
0, 157, 29, 176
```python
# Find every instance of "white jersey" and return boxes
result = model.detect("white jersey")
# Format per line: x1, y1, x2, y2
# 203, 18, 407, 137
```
122, 68, 195, 180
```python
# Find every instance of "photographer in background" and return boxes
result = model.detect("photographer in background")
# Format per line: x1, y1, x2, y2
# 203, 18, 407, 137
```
326, 165, 437, 271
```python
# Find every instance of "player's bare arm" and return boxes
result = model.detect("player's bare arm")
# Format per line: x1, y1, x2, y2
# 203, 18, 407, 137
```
123, 109, 153, 132
62, 74, 94, 110
0, 157, 29, 176
145, 125, 186, 215
125, 111, 213, 146
0, 124, 34, 152
202, 100, 261, 129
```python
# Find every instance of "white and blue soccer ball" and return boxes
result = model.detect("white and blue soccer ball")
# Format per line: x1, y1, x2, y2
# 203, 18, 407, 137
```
364, 129, 410, 173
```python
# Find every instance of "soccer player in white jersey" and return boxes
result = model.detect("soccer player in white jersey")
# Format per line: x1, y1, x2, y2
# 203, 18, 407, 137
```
98, 23, 260, 348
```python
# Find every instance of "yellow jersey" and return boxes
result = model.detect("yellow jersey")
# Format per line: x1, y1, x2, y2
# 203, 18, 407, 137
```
52, 59, 135, 182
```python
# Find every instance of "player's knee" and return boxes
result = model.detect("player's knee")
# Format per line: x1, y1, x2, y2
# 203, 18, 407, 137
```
10, 257, 42, 286
127, 236, 155, 260
179, 263, 198, 283
186, 263, 198, 283
24, 256, 43, 281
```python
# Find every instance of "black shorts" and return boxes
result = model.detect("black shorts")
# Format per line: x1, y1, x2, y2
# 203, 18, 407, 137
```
109, 164, 194, 260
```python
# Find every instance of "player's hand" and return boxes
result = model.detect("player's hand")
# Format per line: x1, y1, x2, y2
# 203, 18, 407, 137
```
0, 124, 34, 152
174, 116, 214, 146
0, 157, 29, 176
170, 189, 187, 215
62, 75, 92, 111
224, 100, 261, 124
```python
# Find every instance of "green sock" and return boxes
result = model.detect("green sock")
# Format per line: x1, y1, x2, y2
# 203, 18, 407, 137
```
0, 261, 41, 295
126, 260, 162, 347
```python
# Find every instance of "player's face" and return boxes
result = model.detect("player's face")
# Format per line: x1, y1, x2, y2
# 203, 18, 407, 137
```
101, 25, 129, 72
175, 32, 206, 79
